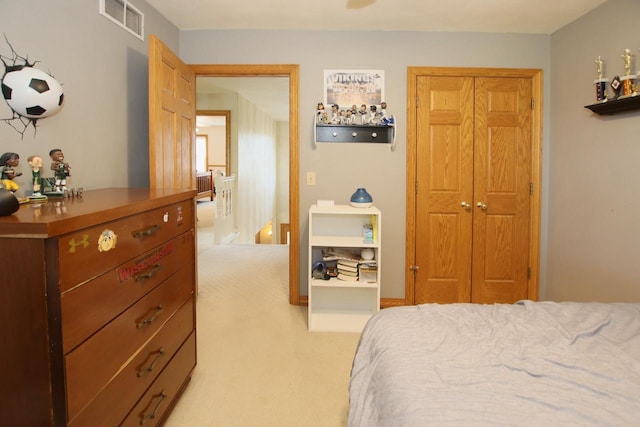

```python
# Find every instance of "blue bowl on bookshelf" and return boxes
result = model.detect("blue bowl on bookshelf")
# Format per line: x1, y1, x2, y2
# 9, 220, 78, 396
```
350, 188, 373, 208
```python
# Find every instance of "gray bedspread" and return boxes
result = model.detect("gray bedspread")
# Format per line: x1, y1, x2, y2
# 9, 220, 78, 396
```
348, 301, 640, 426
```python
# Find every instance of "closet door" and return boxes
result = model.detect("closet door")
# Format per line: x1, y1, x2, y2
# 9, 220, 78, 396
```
472, 77, 531, 303
413, 73, 533, 305
414, 76, 474, 304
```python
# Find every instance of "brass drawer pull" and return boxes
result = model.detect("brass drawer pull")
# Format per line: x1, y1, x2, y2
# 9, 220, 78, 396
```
139, 390, 167, 425
136, 305, 164, 329
134, 264, 162, 282
132, 224, 160, 239
137, 348, 166, 378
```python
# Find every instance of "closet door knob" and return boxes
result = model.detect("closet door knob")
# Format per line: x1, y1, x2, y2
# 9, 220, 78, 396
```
477, 202, 488, 210
461, 201, 471, 210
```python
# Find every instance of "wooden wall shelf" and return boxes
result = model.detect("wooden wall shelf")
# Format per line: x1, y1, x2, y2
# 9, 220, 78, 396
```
585, 95, 640, 115
315, 124, 394, 143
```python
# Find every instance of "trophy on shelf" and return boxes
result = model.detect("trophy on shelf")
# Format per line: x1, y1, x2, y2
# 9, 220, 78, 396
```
594, 56, 608, 102
619, 48, 638, 98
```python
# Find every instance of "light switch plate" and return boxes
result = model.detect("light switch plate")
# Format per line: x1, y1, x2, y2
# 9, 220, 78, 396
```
306, 171, 316, 185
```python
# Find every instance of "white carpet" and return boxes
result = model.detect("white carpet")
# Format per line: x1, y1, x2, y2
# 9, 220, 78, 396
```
163, 202, 360, 427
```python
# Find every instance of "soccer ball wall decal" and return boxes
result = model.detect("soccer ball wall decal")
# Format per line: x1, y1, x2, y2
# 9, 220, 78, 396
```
2, 66, 64, 119
0, 35, 65, 137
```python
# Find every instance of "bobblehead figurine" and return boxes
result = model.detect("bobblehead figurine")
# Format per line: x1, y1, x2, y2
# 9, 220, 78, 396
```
49, 148, 70, 192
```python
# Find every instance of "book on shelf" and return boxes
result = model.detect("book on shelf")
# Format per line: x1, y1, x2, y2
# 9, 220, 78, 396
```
370, 214, 378, 243
336, 268, 358, 277
337, 266, 358, 275
337, 261, 359, 272
336, 259, 359, 270
336, 258, 359, 268
337, 273, 359, 281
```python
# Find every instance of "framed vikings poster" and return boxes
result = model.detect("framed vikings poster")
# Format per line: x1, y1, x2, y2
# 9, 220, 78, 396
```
323, 69, 384, 110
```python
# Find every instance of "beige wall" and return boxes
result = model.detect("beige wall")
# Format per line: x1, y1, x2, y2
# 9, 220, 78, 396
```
197, 126, 226, 171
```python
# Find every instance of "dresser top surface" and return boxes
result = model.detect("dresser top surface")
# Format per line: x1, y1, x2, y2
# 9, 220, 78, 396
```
0, 188, 196, 238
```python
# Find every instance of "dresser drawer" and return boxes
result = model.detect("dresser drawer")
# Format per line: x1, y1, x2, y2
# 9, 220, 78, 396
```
61, 231, 194, 353
68, 297, 195, 426
65, 267, 193, 419
58, 199, 194, 292
121, 332, 197, 427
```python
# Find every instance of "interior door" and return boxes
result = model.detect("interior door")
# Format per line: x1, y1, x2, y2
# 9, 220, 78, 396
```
412, 71, 535, 305
472, 77, 531, 303
414, 76, 474, 304
148, 35, 196, 191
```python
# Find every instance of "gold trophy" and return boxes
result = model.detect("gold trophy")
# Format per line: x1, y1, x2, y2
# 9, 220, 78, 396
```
594, 56, 608, 102
619, 49, 637, 98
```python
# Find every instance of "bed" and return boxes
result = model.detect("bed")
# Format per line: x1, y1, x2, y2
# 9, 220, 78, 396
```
348, 300, 640, 426
196, 170, 214, 201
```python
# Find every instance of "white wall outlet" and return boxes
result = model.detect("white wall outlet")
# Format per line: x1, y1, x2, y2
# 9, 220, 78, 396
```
306, 171, 316, 186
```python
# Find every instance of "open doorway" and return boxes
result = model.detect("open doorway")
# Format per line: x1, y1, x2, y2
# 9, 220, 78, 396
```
191, 64, 300, 305
196, 111, 230, 177
196, 76, 288, 246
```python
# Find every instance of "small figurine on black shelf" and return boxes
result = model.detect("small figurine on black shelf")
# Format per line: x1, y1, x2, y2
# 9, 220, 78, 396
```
346, 109, 355, 124
339, 109, 347, 124
359, 104, 368, 124
379, 101, 394, 126
330, 104, 340, 124
316, 102, 325, 124
0, 152, 21, 193
367, 105, 379, 125
49, 148, 70, 193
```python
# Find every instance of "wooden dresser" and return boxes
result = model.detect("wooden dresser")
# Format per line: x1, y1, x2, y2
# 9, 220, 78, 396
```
0, 188, 197, 426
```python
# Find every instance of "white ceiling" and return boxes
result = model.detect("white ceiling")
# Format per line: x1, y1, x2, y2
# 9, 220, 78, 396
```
146, 0, 606, 34
170, 0, 607, 126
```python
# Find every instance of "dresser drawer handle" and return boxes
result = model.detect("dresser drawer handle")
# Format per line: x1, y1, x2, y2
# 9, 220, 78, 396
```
136, 305, 164, 329
134, 264, 162, 282
139, 390, 167, 425
132, 224, 161, 239
137, 348, 166, 378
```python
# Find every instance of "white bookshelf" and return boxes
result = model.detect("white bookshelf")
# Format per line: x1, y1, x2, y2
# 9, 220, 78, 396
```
308, 204, 381, 332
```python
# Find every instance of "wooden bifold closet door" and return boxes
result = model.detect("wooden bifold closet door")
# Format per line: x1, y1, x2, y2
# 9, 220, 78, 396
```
411, 70, 536, 304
